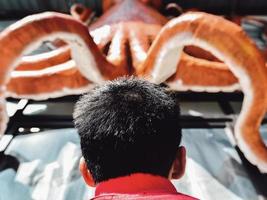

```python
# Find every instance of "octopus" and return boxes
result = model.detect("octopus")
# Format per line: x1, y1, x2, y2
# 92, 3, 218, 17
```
0, 0, 267, 174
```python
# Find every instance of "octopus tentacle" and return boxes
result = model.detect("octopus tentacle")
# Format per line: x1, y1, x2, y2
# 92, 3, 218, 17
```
70, 4, 94, 25
16, 46, 70, 71
90, 26, 115, 50
184, 45, 221, 62
128, 23, 151, 71
0, 12, 121, 135
144, 25, 162, 42
168, 53, 239, 92
140, 12, 267, 172
8, 61, 92, 100
106, 24, 129, 73
0, 12, 119, 84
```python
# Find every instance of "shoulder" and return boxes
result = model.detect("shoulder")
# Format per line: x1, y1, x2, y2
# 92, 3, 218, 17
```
91, 193, 199, 200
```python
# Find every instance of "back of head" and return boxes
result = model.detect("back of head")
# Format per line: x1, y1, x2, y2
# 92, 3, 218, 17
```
73, 77, 181, 183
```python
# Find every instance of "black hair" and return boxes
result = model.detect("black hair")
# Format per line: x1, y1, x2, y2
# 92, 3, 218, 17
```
73, 77, 181, 183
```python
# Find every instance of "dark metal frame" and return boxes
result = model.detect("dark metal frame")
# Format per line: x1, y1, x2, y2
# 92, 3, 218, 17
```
1, 92, 267, 197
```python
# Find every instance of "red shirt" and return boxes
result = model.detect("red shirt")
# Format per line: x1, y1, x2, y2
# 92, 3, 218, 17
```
91, 173, 198, 200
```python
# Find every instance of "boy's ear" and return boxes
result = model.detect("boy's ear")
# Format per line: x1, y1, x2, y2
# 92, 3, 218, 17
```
79, 157, 95, 187
170, 146, 186, 179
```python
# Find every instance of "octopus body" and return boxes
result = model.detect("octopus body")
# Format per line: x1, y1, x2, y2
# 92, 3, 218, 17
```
0, 0, 267, 174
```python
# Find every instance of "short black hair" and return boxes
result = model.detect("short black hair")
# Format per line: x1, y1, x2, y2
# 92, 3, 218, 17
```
73, 77, 181, 183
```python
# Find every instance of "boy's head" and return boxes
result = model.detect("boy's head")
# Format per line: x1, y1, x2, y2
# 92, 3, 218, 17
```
73, 77, 186, 186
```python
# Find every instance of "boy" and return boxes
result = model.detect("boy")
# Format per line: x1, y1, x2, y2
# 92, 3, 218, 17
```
74, 77, 197, 199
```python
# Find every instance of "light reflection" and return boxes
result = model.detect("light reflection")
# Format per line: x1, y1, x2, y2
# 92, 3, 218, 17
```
30, 127, 40, 133
23, 104, 47, 115
188, 110, 203, 117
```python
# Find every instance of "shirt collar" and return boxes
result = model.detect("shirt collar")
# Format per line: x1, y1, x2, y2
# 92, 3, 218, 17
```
95, 173, 177, 196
